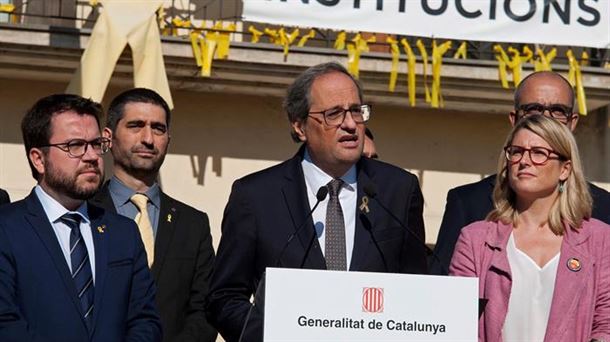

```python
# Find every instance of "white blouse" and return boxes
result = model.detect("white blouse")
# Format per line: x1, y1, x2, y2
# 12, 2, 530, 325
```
502, 233, 560, 341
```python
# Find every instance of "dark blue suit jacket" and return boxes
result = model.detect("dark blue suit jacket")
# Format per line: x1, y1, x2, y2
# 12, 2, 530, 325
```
431, 175, 610, 275
0, 190, 162, 342
206, 149, 427, 341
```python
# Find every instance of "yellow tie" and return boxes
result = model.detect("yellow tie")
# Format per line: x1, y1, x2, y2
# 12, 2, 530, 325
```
130, 193, 155, 267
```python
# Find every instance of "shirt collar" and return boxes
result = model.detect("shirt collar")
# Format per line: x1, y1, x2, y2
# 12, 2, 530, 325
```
301, 149, 357, 197
108, 176, 161, 209
34, 185, 89, 224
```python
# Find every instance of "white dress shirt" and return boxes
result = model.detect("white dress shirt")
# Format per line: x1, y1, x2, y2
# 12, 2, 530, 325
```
301, 151, 357, 269
35, 185, 96, 283
502, 233, 559, 341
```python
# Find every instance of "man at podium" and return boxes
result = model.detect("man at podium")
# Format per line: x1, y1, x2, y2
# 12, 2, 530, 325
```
206, 62, 428, 341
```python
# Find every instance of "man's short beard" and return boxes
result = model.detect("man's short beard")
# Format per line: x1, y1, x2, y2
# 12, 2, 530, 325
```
45, 159, 102, 200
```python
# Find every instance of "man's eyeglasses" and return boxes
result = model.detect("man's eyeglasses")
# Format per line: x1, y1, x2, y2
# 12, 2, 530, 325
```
504, 145, 566, 165
39, 138, 111, 158
516, 103, 573, 124
308, 104, 371, 126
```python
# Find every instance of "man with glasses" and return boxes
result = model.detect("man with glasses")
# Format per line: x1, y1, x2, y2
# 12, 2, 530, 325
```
90, 88, 217, 342
431, 71, 610, 275
0, 94, 161, 341
207, 62, 427, 341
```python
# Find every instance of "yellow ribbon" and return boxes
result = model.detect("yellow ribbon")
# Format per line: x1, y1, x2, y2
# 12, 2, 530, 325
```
453, 42, 467, 59
400, 38, 416, 107
0, 4, 15, 12
170, 17, 191, 37
190, 31, 203, 67
334, 31, 347, 50
88, 0, 98, 6
359, 196, 370, 214
215, 22, 236, 60
522, 46, 534, 63
534, 47, 556, 71
347, 33, 375, 79
507, 47, 526, 86
297, 29, 316, 47
264, 28, 282, 45
248, 25, 263, 43
494, 45, 529, 88
387, 37, 400, 92
566, 49, 587, 115
431, 40, 451, 108
278, 27, 300, 58
416, 39, 431, 103
581, 51, 589, 66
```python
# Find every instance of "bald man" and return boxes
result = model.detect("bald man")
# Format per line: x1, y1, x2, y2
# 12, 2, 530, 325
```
431, 71, 610, 275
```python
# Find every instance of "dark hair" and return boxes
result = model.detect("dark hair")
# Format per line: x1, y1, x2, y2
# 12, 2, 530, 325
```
21, 94, 103, 180
283, 62, 363, 142
514, 71, 575, 109
106, 88, 171, 132
365, 127, 374, 140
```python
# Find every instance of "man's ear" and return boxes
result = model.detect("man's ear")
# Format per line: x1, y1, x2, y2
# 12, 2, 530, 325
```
29, 148, 46, 176
568, 113, 579, 132
102, 128, 113, 147
292, 121, 307, 142
508, 111, 518, 127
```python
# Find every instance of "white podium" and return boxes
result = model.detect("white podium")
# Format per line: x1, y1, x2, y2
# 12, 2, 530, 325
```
263, 268, 478, 341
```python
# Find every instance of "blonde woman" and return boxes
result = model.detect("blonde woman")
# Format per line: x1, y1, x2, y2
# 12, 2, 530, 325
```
450, 115, 610, 341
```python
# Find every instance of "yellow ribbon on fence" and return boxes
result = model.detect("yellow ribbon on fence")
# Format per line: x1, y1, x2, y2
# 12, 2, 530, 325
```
347, 33, 375, 79
522, 46, 534, 63
334, 31, 347, 50
0, 4, 14, 12
566, 49, 587, 115
190, 31, 203, 67
581, 51, 589, 66
431, 40, 451, 108
493, 45, 510, 88
170, 17, 191, 36
416, 39, 431, 103
507, 47, 527, 86
386, 37, 400, 92
453, 42, 467, 59
248, 25, 263, 43
264, 28, 282, 45
400, 38, 416, 107
297, 29, 316, 47
534, 47, 556, 71
215, 22, 235, 59
279, 27, 300, 58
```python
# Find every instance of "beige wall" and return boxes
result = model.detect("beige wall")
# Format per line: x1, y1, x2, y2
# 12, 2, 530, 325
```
1, 77, 609, 248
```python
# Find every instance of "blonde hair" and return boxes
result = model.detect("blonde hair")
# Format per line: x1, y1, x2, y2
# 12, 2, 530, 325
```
487, 115, 591, 234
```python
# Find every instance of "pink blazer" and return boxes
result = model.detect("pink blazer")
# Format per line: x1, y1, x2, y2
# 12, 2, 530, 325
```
449, 219, 610, 342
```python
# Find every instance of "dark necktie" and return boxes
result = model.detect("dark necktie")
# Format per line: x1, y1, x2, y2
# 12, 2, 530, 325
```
61, 213, 94, 328
325, 179, 347, 271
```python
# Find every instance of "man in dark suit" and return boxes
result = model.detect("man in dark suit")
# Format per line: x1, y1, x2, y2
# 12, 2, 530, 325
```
206, 62, 427, 341
431, 71, 610, 275
90, 88, 216, 342
0, 188, 9, 204
0, 94, 161, 341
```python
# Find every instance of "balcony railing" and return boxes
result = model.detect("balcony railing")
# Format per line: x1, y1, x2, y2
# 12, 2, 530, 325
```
1, 0, 608, 67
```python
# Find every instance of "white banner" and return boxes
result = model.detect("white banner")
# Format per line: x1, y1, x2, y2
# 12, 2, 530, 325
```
243, 0, 610, 48
264, 268, 478, 341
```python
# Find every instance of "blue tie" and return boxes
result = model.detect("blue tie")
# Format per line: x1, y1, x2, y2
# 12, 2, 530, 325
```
61, 213, 94, 329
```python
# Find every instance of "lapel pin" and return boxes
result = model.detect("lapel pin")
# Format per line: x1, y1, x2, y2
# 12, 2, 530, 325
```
359, 196, 370, 214
567, 257, 581, 272
167, 214, 172, 223
97, 224, 106, 234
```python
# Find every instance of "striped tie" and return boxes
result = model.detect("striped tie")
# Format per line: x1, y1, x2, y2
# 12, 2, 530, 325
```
61, 213, 94, 329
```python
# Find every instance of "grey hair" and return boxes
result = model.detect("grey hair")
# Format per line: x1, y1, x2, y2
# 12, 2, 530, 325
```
283, 62, 363, 142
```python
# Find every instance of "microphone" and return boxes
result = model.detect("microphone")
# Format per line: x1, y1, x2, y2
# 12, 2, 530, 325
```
363, 183, 448, 275
274, 186, 328, 267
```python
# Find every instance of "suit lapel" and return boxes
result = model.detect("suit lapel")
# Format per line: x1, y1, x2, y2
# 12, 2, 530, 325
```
24, 192, 88, 331
544, 226, 592, 341
151, 193, 177, 279
282, 151, 326, 269
88, 204, 108, 336
350, 162, 375, 271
